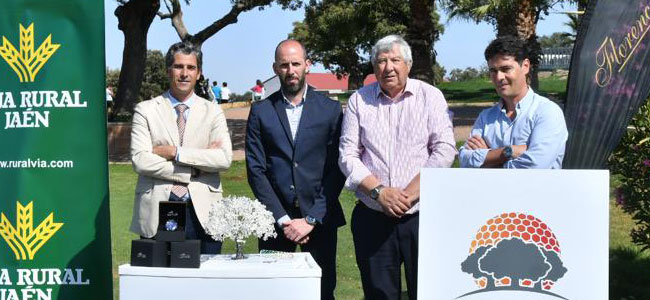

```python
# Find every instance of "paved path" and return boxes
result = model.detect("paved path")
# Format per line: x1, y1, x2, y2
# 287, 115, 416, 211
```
224, 102, 493, 161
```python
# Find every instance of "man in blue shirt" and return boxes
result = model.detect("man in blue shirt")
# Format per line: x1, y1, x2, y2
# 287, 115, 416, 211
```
211, 81, 222, 103
459, 36, 568, 169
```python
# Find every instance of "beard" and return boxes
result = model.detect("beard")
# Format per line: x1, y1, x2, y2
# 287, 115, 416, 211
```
280, 74, 306, 97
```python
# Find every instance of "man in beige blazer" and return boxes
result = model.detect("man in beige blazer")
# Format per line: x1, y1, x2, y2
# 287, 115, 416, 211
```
130, 42, 232, 254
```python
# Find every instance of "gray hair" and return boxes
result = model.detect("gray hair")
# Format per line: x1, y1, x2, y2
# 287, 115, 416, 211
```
165, 42, 203, 71
370, 35, 412, 67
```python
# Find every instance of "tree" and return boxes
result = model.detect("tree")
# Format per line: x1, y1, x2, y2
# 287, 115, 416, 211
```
478, 239, 551, 288
449, 66, 486, 81
441, 0, 570, 90
407, 0, 438, 83
139, 50, 169, 101
562, 13, 580, 42
106, 50, 170, 120
538, 249, 567, 289
290, 0, 444, 89
610, 101, 650, 251
538, 32, 573, 48
461, 245, 495, 288
111, 0, 302, 119
157, 0, 301, 48
113, 0, 160, 120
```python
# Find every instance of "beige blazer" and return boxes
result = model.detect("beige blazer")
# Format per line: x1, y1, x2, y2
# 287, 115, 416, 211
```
129, 92, 232, 238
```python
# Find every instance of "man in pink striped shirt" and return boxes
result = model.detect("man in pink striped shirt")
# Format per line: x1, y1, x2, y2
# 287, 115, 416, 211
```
339, 35, 456, 299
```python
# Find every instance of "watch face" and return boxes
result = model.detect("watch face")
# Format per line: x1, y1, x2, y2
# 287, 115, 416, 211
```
306, 216, 316, 225
504, 146, 513, 159
371, 189, 379, 200
165, 219, 178, 231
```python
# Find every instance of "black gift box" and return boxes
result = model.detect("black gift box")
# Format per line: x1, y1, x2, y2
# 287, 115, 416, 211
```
156, 201, 186, 242
170, 240, 201, 268
131, 239, 168, 267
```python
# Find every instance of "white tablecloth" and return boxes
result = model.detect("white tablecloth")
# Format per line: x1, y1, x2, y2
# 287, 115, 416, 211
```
119, 253, 321, 300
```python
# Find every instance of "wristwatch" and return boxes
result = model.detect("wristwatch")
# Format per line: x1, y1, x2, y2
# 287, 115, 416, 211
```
370, 185, 384, 201
503, 146, 513, 160
305, 215, 317, 226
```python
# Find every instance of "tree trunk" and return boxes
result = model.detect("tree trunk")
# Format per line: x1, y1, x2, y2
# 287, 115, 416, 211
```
516, 0, 539, 90
486, 277, 495, 289
112, 0, 160, 120
495, 0, 539, 90
348, 70, 365, 91
406, 0, 435, 84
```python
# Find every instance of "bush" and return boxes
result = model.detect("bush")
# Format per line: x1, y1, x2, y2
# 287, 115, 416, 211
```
448, 65, 489, 82
609, 100, 650, 251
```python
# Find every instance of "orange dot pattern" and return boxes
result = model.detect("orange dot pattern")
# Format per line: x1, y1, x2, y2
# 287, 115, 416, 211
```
469, 212, 561, 254
474, 277, 555, 291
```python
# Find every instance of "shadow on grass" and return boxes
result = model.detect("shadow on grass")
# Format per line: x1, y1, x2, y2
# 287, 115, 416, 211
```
610, 246, 650, 299
444, 88, 495, 102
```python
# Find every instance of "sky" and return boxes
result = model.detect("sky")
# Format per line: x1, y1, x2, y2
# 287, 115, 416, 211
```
104, 1, 577, 94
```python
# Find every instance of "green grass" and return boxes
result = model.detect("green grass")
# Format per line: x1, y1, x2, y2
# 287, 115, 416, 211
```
109, 162, 363, 299
110, 162, 650, 299
437, 76, 568, 103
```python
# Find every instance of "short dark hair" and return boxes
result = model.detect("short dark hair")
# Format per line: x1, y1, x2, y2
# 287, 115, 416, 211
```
222, 82, 228, 87
213, 81, 217, 85
165, 42, 203, 71
484, 36, 529, 64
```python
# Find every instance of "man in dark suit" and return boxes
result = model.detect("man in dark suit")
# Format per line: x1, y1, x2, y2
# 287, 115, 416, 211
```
246, 39, 345, 300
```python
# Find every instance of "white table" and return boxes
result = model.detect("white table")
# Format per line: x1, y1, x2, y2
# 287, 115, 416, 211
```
119, 253, 321, 300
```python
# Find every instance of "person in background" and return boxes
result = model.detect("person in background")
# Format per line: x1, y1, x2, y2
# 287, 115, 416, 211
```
211, 81, 222, 104
251, 79, 265, 102
221, 82, 231, 103
106, 85, 114, 115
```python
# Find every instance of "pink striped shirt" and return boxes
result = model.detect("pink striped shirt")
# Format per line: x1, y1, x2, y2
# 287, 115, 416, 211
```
338, 78, 457, 213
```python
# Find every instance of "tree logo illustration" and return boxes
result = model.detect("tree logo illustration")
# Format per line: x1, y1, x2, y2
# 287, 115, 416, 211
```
457, 212, 568, 299
0, 201, 64, 260
0, 23, 61, 82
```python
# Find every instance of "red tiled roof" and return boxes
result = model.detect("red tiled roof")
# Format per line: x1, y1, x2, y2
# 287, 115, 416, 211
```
306, 73, 349, 90
363, 74, 377, 86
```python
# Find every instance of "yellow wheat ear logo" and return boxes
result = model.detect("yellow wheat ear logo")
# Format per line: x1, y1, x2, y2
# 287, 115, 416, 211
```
0, 23, 60, 82
0, 202, 63, 260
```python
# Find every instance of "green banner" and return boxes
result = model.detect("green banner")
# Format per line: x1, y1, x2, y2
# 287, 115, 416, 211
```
0, 1, 112, 300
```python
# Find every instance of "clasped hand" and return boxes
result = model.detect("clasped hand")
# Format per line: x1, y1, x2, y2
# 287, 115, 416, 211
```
282, 218, 313, 245
377, 187, 418, 218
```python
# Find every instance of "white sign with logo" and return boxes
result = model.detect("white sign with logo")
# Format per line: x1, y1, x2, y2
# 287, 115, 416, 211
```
418, 169, 608, 300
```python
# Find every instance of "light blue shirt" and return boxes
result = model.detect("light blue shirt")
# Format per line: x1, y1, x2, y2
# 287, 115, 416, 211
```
168, 91, 195, 120
459, 88, 568, 169
167, 91, 196, 201
282, 87, 308, 141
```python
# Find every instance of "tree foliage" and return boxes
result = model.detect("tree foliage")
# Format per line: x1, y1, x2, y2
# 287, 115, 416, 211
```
448, 65, 488, 81
158, 0, 302, 47
290, 0, 444, 88
111, 0, 302, 119
479, 239, 550, 286
538, 32, 573, 48
610, 100, 650, 251
107, 50, 169, 121
440, 0, 575, 89
139, 50, 169, 101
